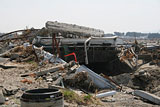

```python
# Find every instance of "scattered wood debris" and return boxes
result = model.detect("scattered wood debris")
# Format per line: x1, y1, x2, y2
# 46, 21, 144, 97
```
0, 21, 160, 106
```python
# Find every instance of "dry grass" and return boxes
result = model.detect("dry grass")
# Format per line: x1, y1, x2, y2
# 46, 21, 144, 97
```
61, 89, 101, 105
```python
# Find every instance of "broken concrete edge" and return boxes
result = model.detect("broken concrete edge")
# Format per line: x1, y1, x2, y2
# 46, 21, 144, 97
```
96, 91, 116, 98
46, 21, 104, 37
134, 90, 160, 105
76, 65, 117, 89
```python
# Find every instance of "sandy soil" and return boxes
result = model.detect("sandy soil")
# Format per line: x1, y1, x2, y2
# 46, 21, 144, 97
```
0, 59, 160, 107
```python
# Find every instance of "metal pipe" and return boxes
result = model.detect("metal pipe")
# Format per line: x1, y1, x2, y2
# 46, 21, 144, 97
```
84, 37, 92, 64
96, 91, 116, 98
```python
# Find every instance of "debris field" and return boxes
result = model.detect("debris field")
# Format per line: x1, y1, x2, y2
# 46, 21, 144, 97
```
0, 21, 160, 107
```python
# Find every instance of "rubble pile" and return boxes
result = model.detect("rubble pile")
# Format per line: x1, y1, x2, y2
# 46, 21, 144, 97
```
131, 68, 160, 96
0, 45, 35, 62
0, 43, 117, 106
0, 21, 160, 106
64, 71, 97, 92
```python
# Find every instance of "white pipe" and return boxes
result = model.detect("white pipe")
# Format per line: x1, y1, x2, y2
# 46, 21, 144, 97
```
91, 36, 118, 39
84, 37, 92, 64
96, 91, 116, 98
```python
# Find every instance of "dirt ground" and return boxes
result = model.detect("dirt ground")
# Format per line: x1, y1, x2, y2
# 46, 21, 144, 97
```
0, 58, 160, 107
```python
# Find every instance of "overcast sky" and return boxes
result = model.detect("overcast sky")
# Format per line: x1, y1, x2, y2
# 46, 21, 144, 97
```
0, 0, 160, 33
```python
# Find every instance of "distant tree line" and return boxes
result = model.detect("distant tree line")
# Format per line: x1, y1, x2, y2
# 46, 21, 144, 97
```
147, 33, 160, 38
112, 32, 160, 39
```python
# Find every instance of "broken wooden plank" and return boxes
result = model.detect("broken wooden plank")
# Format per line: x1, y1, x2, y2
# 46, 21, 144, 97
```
35, 63, 67, 77
21, 63, 67, 77
134, 90, 160, 105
